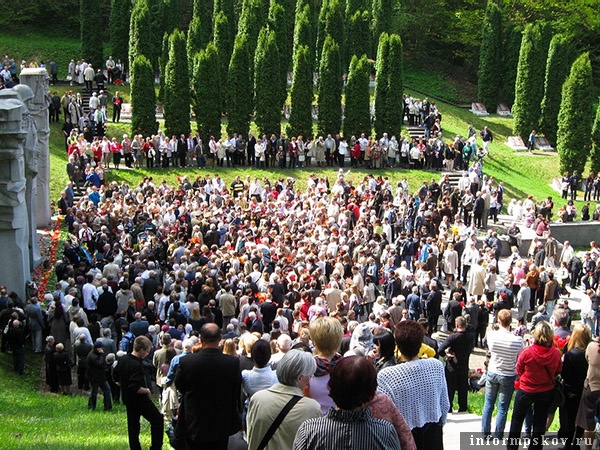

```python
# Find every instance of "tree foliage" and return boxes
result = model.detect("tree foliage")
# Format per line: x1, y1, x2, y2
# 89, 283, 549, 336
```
163, 29, 190, 137
193, 0, 213, 47
477, 0, 503, 112
371, 0, 394, 58
556, 53, 594, 176
213, 10, 233, 113
193, 42, 222, 140
346, 10, 371, 65
288, 44, 314, 139
316, 0, 345, 67
109, 0, 131, 66
214, 0, 236, 43
226, 34, 252, 137
512, 23, 551, 139
81, 0, 103, 69
162, 0, 182, 34
131, 54, 158, 138
386, 34, 404, 137
237, 0, 263, 50
591, 101, 600, 175
539, 34, 575, 144
501, 24, 522, 107
158, 32, 169, 103
187, 16, 204, 77
344, 54, 371, 138
254, 27, 282, 137
147, 0, 165, 69
129, 0, 153, 77
292, 4, 314, 63
268, 0, 290, 82
317, 35, 342, 137
374, 33, 390, 137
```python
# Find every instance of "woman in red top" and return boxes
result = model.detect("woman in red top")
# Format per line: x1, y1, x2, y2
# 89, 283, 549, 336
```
507, 321, 562, 450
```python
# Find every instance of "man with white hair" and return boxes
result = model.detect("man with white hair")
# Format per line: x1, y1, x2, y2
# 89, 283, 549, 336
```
388, 297, 404, 329
165, 338, 194, 385
269, 334, 293, 369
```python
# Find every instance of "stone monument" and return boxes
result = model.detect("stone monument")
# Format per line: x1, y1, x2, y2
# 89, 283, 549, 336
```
19, 68, 51, 228
0, 93, 31, 301
13, 84, 42, 268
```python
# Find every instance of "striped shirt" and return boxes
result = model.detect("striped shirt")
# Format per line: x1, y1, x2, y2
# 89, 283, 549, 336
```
293, 408, 400, 450
487, 327, 524, 376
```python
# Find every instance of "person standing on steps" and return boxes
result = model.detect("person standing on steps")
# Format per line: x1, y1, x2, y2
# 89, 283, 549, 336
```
112, 91, 123, 123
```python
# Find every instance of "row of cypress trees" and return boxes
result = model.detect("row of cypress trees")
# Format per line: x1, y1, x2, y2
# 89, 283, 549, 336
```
477, 0, 600, 176
126, 0, 405, 142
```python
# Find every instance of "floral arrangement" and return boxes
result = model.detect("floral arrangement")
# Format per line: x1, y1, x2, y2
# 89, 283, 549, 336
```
553, 334, 570, 351
33, 217, 63, 304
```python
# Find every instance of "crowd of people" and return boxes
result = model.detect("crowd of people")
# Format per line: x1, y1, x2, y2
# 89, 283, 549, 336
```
2, 142, 600, 449
3, 61, 600, 447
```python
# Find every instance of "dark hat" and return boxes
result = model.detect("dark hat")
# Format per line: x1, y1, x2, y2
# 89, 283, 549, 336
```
93, 341, 104, 349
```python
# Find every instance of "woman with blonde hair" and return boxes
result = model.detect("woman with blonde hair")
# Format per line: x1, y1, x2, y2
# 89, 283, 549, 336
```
507, 321, 562, 450
308, 317, 344, 414
558, 325, 592, 447
221, 338, 237, 357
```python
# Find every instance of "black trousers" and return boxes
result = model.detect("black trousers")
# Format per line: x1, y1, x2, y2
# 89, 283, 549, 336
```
411, 420, 443, 450
126, 395, 163, 450
446, 368, 469, 412
185, 436, 228, 450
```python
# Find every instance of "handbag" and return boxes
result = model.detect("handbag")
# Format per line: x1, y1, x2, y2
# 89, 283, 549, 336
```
256, 395, 302, 450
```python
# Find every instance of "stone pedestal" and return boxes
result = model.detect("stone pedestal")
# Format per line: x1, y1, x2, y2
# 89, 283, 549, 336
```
20, 68, 51, 229
0, 98, 30, 301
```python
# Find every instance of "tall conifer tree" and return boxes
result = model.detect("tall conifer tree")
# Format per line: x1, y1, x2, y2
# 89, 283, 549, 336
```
344, 55, 371, 138
317, 35, 342, 137
163, 29, 190, 137
131, 55, 158, 138
477, 0, 503, 112
556, 53, 593, 176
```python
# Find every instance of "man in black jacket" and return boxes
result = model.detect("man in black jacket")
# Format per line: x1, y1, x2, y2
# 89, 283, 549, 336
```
86, 341, 112, 411
425, 281, 442, 335
115, 336, 163, 450
438, 316, 475, 413
175, 324, 241, 450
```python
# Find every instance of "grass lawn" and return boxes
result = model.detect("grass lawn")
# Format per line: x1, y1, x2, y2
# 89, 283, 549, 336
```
0, 351, 167, 449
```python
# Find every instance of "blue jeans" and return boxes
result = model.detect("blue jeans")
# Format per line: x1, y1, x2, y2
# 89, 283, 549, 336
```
481, 372, 515, 438
89, 380, 113, 410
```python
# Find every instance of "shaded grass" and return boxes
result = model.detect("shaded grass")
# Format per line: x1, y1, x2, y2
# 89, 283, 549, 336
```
0, 351, 163, 449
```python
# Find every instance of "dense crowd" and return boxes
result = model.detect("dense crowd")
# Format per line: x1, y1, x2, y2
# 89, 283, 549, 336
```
3, 148, 600, 449
4, 56, 600, 448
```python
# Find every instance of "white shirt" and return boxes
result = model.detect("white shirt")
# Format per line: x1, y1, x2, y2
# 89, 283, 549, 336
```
82, 282, 99, 310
